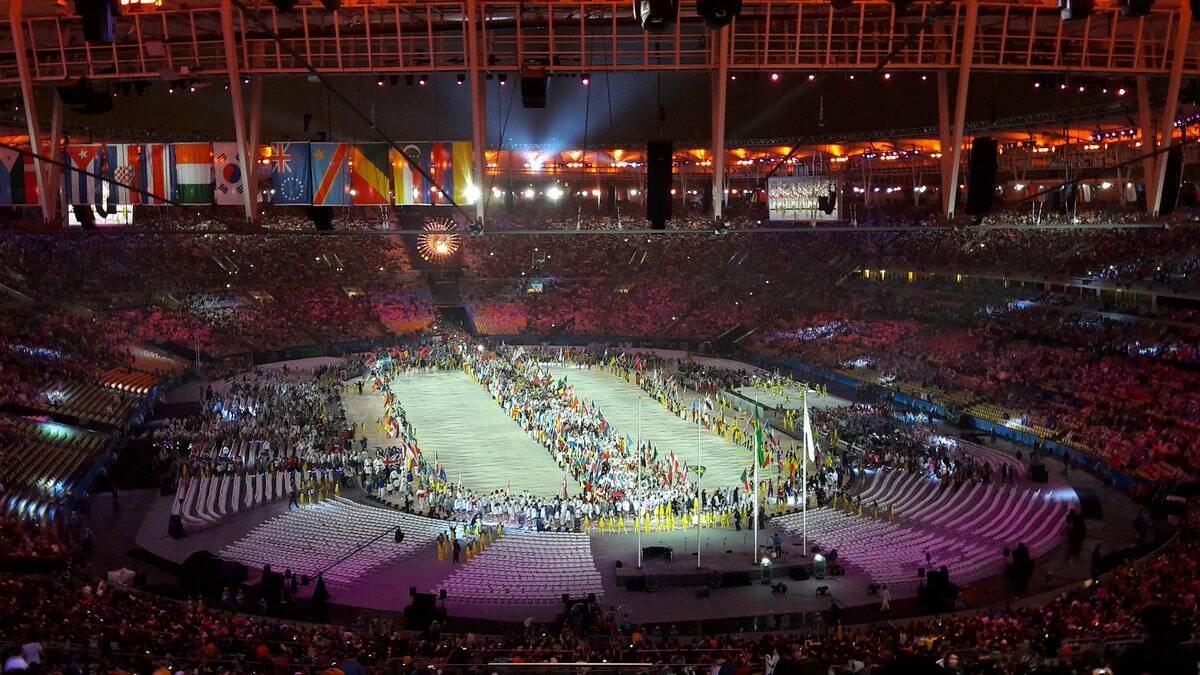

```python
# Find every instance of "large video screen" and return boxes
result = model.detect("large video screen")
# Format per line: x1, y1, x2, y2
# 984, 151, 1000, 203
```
767, 176, 840, 222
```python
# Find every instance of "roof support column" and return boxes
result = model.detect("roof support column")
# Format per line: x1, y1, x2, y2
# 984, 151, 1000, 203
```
1152, 0, 1191, 216
467, 0, 487, 222
221, 0, 256, 222
44, 88, 64, 224
936, 71, 952, 216
10, 0, 52, 223
1137, 75, 1157, 213
711, 25, 730, 221
246, 47, 265, 222
944, 0, 978, 219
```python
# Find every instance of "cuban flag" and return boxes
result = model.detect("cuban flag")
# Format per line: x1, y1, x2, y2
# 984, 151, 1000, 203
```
64, 144, 104, 205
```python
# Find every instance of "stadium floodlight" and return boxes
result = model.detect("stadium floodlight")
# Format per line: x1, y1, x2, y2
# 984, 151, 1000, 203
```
1058, 0, 1093, 20
547, 185, 564, 201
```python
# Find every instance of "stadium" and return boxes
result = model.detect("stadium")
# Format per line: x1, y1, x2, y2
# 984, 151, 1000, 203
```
1, 0, 1199, 673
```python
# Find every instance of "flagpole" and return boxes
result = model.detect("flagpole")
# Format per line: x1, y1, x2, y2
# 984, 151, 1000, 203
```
752, 401, 760, 562
696, 406, 702, 569
637, 396, 643, 569
802, 390, 810, 558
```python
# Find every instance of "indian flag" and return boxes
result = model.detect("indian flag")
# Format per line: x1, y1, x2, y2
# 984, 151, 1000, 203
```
172, 142, 214, 204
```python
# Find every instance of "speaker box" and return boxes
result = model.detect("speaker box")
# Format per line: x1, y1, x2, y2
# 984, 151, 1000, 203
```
720, 571, 753, 587
1076, 487, 1103, 520
1157, 145, 1183, 216
1029, 462, 1049, 484
520, 72, 547, 108
167, 514, 185, 539
74, 0, 118, 44
966, 137, 998, 215
305, 205, 333, 230
646, 140, 673, 229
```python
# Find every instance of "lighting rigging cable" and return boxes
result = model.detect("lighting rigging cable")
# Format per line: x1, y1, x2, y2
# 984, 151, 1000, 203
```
481, 72, 518, 219
227, 0, 471, 223
758, 0, 957, 182
0, 140, 185, 208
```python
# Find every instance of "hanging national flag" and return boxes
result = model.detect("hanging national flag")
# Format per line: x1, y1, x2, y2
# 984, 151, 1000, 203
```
22, 148, 39, 206
740, 467, 751, 493
172, 142, 214, 204
63, 144, 104, 205
139, 143, 174, 205
0, 146, 27, 205
310, 142, 351, 206
390, 143, 430, 205
429, 141, 475, 205
350, 143, 392, 205
212, 141, 247, 205
102, 144, 145, 205
269, 142, 311, 204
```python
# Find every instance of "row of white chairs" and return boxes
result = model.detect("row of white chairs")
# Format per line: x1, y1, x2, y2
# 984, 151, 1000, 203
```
219, 497, 446, 586
437, 531, 604, 605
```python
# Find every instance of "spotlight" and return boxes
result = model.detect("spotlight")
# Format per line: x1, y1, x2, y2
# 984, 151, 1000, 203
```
418, 75, 428, 86
1034, 81, 1041, 88
242, 75, 251, 85
769, 72, 780, 82
1058, 0, 1093, 20
696, 0, 742, 29
498, 74, 508, 86
883, 72, 892, 80
1118, 87, 1127, 96
807, 74, 815, 81
581, 73, 590, 86
377, 75, 385, 87
456, 73, 466, 85
1119, 0, 1153, 18
634, 0, 678, 33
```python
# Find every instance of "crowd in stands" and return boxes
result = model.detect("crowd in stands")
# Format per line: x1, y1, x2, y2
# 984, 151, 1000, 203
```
0, 507, 1195, 673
